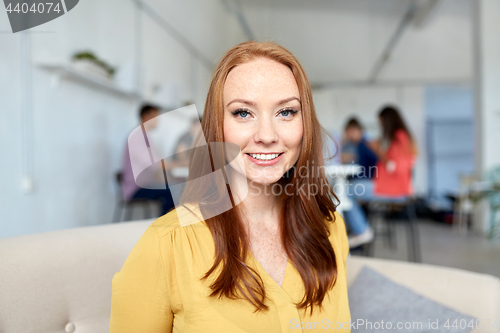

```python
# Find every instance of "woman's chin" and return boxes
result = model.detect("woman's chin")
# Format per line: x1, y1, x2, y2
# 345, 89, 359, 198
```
247, 176, 283, 186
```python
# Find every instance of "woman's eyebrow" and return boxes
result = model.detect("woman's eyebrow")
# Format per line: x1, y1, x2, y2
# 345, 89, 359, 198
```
276, 96, 300, 106
226, 96, 300, 107
226, 99, 256, 107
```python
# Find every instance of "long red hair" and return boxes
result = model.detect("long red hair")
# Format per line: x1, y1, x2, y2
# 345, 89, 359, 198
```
181, 41, 339, 315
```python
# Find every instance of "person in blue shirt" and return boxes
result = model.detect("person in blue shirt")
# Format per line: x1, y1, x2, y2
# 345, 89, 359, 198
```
341, 117, 378, 179
341, 117, 378, 247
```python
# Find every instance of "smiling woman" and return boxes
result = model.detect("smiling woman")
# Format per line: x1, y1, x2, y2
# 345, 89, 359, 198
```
110, 41, 351, 333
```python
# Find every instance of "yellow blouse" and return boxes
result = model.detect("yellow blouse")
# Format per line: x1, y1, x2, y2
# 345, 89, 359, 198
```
110, 205, 351, 332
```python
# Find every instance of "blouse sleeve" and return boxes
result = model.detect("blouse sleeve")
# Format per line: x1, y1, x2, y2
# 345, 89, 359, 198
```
110, 225, 173, 333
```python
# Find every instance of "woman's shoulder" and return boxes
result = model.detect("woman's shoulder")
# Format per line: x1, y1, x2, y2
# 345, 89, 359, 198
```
324, 210, 347, 239
325, 210, 350, 259
394, 129, 410, 143
332, 209, 347, 229
150, 203, 206, 239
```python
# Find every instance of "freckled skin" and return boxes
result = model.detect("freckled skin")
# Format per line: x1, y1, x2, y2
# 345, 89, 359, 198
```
223, 57, 303, 287
246, 220, 288, 287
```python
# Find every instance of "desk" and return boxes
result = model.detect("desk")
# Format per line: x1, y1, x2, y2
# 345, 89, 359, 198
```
325, 164, 363, 217
170, 167, 189, 179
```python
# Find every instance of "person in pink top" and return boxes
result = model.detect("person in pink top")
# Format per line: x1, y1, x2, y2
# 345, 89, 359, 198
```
344, 105, 418, 248
373, 106, 417, 196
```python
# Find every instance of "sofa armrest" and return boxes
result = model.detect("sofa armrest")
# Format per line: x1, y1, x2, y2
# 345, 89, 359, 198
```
346, 256, 500, 333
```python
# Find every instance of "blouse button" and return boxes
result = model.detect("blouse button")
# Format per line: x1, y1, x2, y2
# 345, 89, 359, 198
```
65, 323, 75, 333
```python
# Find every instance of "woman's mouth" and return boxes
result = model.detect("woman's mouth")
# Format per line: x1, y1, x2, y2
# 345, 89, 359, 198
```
245, 152, 284, 166
247, 153, 282, 161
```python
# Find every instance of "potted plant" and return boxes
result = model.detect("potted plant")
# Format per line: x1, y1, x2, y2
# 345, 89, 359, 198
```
71, 51, 116, 80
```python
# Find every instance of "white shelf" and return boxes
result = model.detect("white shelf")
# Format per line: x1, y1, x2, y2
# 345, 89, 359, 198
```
38, 63, 142, 99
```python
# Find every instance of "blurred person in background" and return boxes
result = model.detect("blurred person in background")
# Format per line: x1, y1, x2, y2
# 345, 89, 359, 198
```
121, 104, 175, 216
341, 117, 378, 178
173, 116, 202, 163
166, 115, 203, 200
344, 105, 417, 248
371, 106, 418, 196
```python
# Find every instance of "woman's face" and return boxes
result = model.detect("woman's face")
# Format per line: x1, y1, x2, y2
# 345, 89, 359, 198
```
223, 57, 303, 185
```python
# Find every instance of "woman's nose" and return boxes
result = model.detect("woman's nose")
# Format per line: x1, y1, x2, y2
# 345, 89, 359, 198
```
254, 116, 278, 144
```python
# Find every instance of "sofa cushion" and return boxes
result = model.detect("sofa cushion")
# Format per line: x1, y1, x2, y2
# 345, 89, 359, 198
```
348, 266, 476, 332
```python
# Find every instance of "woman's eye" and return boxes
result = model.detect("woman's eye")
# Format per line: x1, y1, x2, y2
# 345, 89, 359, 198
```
232, 109, 251, 118
278, 108, 298, 117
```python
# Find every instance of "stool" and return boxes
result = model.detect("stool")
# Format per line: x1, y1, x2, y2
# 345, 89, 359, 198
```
112, 172, 161, 222
361, 197, 421, 263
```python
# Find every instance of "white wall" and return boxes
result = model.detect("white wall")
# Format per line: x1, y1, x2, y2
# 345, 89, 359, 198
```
477, 0, 500, 172
425, 85, 474, 200
0, 0, 246, 238
474, 0, 500, 234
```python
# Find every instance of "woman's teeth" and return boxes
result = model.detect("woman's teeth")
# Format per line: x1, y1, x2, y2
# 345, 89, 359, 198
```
249, 153, 281, 161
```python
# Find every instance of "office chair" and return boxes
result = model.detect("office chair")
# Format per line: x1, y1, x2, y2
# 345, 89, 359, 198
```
112, 172, 161, 222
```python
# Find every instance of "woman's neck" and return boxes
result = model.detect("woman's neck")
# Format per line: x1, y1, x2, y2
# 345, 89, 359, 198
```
238, 180, 282, 231
225, 167, 282, 230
